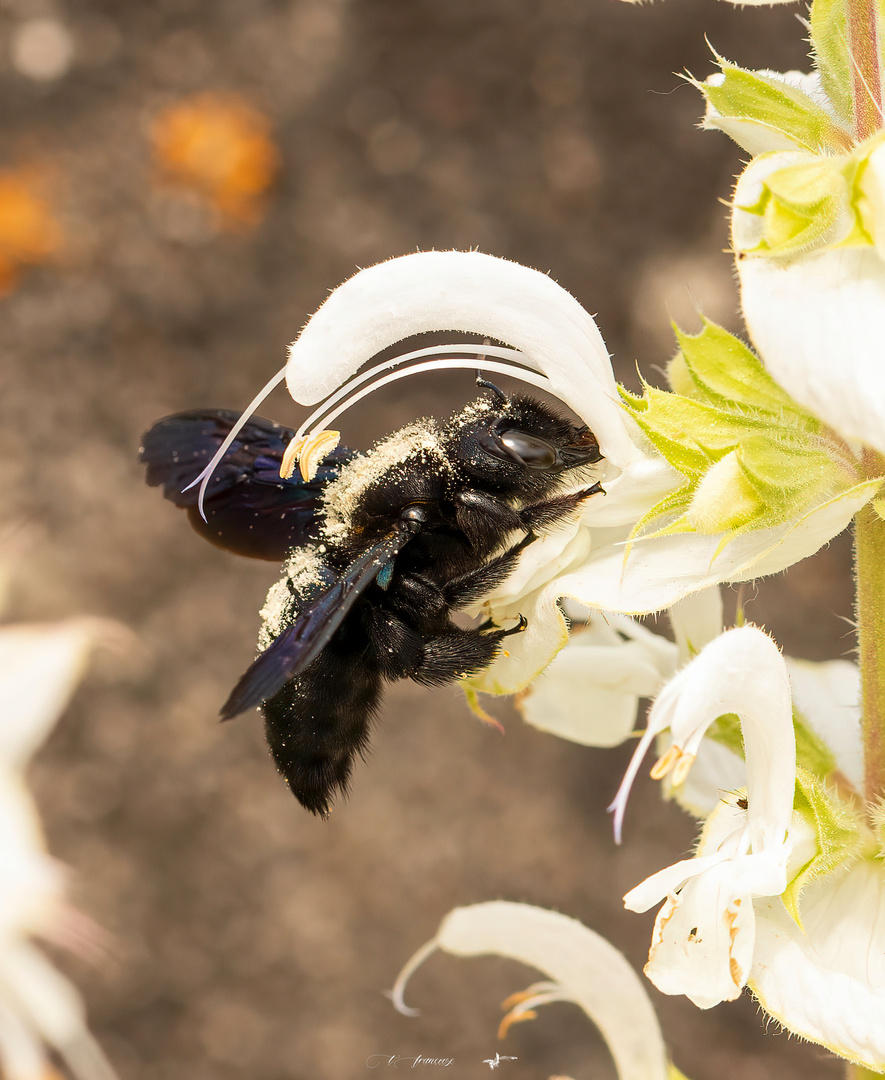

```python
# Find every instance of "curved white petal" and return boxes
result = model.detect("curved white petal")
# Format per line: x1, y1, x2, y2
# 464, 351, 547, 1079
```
393, 902, 669, 1080
285, 251, 644, 468
751, 859, 885, 1070
735, 155, 885, 453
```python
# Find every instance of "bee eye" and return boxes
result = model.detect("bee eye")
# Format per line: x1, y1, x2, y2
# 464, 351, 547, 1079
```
497, 428, 559, 469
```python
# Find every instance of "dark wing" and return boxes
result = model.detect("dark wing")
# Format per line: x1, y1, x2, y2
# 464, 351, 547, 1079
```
220, 521, 418, 719
139, 409, 357, 561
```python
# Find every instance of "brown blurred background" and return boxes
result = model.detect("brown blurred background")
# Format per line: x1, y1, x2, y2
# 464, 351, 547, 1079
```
0, 0, 853, 1077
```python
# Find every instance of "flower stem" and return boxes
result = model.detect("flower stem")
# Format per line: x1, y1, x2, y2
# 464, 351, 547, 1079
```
855, 451, 885, 804
847, 0, 883, 141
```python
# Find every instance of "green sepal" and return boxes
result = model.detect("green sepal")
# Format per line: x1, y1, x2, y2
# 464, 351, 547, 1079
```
783, 767, 865, 927
872, 495, 885, 521
739, 156, 848, 257
621, 384, 775, 479
809, 0, 855, 128
699, 58, 850, 154
736, 436, 842, 509
672, 320, 819, 426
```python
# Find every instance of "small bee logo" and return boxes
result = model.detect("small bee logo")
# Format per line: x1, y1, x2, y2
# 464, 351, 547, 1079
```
482, 1053, 518, 1070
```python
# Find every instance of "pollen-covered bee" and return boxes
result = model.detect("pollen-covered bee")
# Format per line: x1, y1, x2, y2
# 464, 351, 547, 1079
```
141, 378, 603, 815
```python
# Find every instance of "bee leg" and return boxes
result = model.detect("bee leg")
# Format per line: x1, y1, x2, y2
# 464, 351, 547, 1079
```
453, 489, 522, 549
409, 626, 517, 688
518, 483, 604, 531
443, 534, 537, 608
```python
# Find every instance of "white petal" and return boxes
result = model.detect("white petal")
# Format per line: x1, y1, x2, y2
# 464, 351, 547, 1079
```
785, 657, 862, 791
285, 251, 644, 468
549, 480, 877, 615
735, 155, 885, 452
668, 588, 724, 661
643, 863, 757, 1009
751, 859, 885, 1069
0, 941, 117, 1080
0, 621, 108, 770
519, 618, 677, 748
397, 902, 669, 1080
466, 583, 570, 695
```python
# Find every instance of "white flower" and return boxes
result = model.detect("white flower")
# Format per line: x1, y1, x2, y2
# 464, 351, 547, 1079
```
619, 627, 796, 1009
191, 251, 873, 694
0, 617, 119, 1080
392, 901, 672, 1080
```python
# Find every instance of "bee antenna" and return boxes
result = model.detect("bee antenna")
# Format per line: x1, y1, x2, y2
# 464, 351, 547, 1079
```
475, 373, 508, 404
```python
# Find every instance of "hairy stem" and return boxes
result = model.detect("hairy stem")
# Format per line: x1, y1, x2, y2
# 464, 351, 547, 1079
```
855, 451, 885, 804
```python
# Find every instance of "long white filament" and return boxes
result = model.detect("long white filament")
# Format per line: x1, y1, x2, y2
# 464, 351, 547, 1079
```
183, 365, 287, 520
295, 357, 555, 444
290, 342, 530, 445
186, 342, 555, 520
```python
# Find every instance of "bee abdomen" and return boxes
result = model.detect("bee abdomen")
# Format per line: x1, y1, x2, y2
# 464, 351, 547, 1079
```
261, 652, 382, 816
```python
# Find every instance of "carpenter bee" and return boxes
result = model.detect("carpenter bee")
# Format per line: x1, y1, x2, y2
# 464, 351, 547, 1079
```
140, 380, 603, 815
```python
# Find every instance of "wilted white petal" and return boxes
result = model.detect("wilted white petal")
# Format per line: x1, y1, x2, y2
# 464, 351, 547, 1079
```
393, 902, 669, 1080
519, 615, 677, 747
285, 251, 644, 469
786, 657, 862, 791
751, 859, 885, 1070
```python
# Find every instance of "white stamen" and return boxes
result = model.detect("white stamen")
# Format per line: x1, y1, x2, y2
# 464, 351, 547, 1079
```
183, 365, 287, 521
290, 341, 528, 441
390, 937, 440, 1017
295, 355, 555, 444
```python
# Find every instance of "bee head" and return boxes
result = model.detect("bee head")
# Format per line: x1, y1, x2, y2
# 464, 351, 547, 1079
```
448, 388, 602, 492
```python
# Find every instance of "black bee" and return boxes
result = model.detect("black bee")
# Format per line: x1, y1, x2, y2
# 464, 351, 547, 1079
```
140, 381, 603, 815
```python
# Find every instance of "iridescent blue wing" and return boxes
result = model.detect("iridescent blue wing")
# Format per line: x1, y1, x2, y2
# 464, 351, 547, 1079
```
139, 409, 356, 561
219, 522, 417, 719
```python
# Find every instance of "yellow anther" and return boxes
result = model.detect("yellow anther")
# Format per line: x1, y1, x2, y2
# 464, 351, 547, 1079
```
279, 429, 341, 481
650, 744, 680, 780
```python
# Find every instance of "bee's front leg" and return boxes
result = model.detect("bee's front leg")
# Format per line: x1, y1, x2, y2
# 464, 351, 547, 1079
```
518, 483, 604, 531
453, 489, 522, 549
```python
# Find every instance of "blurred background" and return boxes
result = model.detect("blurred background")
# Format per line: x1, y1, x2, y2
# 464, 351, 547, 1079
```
0, 0, 853, 1077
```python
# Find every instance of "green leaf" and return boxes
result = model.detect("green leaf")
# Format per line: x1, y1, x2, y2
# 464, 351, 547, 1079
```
783, 768, 865, 926
810, 0, 854, 128
701, 60, 850, 153
673, 320, 818, 424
